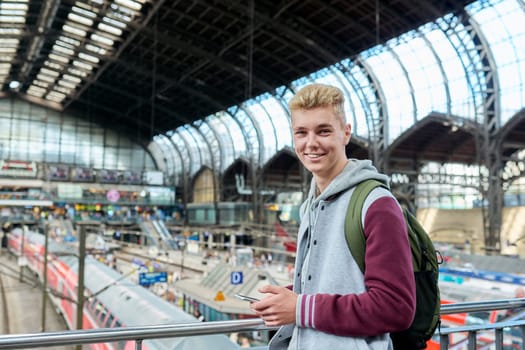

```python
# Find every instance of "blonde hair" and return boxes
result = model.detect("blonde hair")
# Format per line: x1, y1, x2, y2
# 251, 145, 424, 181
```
288, 84, 346, 125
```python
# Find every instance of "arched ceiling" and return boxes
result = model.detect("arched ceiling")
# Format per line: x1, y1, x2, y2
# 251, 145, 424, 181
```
499, 108, 525, 161
2, 0, 475, 143
387, 113, 481, 172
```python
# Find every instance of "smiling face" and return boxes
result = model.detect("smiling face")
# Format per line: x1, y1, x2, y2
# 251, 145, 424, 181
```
292, 105, 351, 191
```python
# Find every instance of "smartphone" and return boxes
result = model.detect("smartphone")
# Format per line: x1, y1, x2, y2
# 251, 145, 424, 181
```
234, 293, 260, 302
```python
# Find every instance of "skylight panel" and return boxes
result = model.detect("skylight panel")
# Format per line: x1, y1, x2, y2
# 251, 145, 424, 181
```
44, 61, 63, 70
40, 68, 60, 77
110, 3, 136, 17
33, 80, 50, 88
68, 67, 88, 78
78, 52, 100, 64
91, 33, 115, 46
0, 15, 26, 23
36, 73, 56, 84
0, 55, 14, 62
48, 90, 66, 98
46, 90, 67, 102
72, 5, 97, 18
58, 79, 77, 89
0, 3, 28, 11
27, 86, 46, 97
0, 9, 26, 16
0, 38, 19, 46
52, 44, 75, 56
0, 47, 16, 54
72, 60, 93, 71
103, 16, 127, 29
48, 53, 70, 64
68, 12, 94, 26
115, 0, 142, 11
54, 85, 73, 94
107, 8, 132, 23
98, 22, 122, 36
0, 28, 22, 35
0, 63, 10, 74
62, 74, 82, 84
63, 24, 87, 37
85, 44, 107, 55
58, 36, 81, 47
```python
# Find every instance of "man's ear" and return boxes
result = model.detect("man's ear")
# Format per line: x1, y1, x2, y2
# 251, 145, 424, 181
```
344, 123, 352, 145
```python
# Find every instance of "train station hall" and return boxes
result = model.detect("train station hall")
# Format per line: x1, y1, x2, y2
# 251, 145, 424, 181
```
0, 0, 525, 349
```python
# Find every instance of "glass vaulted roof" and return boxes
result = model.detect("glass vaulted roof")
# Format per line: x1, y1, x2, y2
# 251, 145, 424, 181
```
1, 0, 523, 195
0, 0, 147, 105
151, 0, 525, 184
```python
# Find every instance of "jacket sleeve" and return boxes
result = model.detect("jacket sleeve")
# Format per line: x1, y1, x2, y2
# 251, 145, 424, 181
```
295, 196, 416, 337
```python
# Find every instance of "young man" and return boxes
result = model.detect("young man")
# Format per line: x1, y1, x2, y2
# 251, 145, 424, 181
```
251, 84, 416, 350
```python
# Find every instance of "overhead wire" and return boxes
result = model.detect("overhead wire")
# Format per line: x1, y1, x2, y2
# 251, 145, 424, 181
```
151, 12, 158, 139
375, 0, 380, 46
245, 0, 255, 100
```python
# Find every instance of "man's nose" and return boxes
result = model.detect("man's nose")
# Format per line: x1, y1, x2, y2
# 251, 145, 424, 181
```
305, 132, 319, 145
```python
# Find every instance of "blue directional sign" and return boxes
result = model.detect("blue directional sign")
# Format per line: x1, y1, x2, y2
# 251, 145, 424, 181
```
139, 271, 168, 286
230, 271, 243, 285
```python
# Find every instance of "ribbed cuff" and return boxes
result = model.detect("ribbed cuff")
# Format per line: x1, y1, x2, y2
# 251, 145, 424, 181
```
296, 294, 315, 328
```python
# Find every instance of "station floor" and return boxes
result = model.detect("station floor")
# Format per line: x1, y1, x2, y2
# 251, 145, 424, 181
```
0, 249, 75, 350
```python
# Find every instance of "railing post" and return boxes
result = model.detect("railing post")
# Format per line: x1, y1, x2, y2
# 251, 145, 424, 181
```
467, 331, 476, 350
18, 227, 25, 282
494, 328, 503, 350
135, 339, 142, 350
439, 333, 448, 350
41, 222, 49, 331
75, 222, 89, 350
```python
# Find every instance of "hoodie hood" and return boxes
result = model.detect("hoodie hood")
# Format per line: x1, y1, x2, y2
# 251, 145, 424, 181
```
300, 159, 389, 217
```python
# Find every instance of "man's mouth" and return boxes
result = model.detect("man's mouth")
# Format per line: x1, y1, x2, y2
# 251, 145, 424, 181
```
305, 153, 323, 158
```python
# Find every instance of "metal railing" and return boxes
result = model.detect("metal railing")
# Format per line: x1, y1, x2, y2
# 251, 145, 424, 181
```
0, 298, 524, 349
438, 320, 525, 350
0, 318, 270, 349
437, 298, 525, 349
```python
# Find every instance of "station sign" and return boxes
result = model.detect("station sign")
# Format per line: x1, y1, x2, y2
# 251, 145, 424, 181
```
230, 271, 243, 285
139, 271, 167, 286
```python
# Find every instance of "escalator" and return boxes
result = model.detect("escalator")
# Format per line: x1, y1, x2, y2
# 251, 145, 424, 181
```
151, 220, 178, 249
138, 220, 178, 251
138, 221, 160, 248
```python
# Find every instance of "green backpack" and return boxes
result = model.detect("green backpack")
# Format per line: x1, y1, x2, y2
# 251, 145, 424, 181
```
344, 179, 441, 349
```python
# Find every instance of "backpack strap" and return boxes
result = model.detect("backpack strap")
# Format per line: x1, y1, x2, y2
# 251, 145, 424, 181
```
344, 179, 388, 273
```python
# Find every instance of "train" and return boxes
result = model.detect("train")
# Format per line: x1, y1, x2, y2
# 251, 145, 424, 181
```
7, 228, 241, 350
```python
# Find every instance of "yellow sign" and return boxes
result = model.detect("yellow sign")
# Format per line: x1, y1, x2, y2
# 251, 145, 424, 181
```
214, 291, 225, 301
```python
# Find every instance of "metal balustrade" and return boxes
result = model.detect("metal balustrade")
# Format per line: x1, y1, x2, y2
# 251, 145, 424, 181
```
438, 320, 525, 350
0, 319, 271, 350
0, 298, 523, 349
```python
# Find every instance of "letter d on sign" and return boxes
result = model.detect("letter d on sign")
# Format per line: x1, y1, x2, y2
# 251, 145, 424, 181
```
231, 271, 243, 285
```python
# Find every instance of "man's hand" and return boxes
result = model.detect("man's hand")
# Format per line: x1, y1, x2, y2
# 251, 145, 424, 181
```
251, 285, 297, 326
